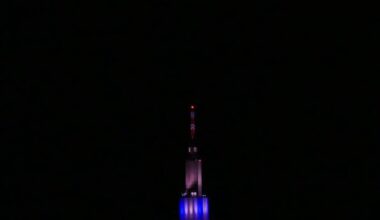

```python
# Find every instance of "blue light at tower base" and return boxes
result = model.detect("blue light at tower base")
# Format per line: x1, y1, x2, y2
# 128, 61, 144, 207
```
179, 197, 209, 220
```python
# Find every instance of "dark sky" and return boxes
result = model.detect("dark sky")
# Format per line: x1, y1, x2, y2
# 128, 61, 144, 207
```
2, 1, 375, 220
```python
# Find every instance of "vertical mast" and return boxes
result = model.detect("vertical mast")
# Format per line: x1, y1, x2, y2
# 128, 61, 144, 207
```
185, 104, 202, 196
190, 105, 196, 142
189, 104, 198, 154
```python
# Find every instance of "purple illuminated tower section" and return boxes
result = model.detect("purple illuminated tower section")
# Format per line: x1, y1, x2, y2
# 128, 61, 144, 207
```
179, 105, 209, 220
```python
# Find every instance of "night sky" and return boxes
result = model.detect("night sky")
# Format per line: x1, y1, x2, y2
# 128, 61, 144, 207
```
2, 1, 375, 220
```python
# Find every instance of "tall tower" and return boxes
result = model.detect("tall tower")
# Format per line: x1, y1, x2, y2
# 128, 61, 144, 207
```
179, 104, 209, 220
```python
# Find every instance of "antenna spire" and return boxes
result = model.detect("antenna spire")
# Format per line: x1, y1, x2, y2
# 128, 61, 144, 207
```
190, 104, 196, 141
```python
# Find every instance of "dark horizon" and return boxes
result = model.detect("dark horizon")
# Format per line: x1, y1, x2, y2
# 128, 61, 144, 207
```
2, 1, 373, 219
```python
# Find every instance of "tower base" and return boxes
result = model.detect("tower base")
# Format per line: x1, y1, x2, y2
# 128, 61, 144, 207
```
179, 197, 209, 220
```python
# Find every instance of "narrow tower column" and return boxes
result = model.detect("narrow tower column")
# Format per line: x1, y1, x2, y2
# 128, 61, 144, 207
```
185, 104, 203, 196
190, 104, 196, 140
180, 104, 209, 220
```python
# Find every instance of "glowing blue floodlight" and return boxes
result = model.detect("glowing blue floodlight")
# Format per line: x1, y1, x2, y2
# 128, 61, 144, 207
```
179, 197, 209, 220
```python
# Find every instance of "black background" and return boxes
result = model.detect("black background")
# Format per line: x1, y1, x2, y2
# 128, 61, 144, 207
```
2, 1, 375, 220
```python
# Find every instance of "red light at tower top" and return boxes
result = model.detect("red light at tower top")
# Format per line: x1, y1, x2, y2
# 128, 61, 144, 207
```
190, 104, 195, 110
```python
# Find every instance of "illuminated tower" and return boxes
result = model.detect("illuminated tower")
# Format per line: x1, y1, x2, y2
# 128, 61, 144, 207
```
179, 104, 209, 220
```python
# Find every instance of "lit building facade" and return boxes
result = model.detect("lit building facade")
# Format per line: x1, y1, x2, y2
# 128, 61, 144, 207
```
179, 105, 209, 220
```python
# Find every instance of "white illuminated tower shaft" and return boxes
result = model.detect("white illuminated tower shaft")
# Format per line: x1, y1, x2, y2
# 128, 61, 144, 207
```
179, 104, 209, 220
185, 105, 202, 196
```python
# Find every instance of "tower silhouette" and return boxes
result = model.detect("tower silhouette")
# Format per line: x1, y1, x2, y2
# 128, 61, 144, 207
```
179, 105, 209, 220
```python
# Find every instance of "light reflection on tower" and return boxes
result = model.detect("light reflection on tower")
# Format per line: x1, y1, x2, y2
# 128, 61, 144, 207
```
179, 104, 209, 220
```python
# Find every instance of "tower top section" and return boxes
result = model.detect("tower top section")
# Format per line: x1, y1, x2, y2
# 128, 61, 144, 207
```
189, 104, 196, 142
